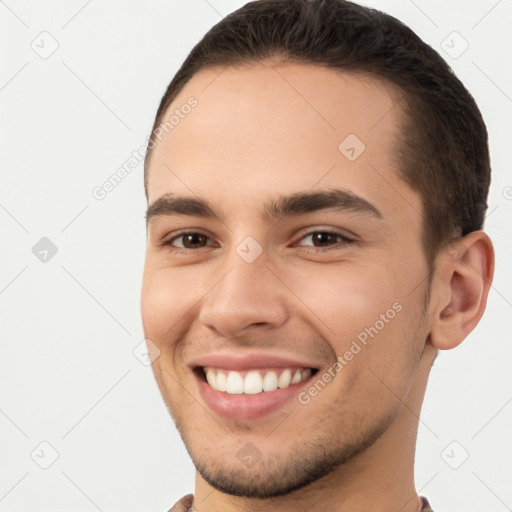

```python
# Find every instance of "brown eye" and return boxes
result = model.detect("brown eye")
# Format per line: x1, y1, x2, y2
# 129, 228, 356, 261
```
179, 233, 209, 249
163, 231, 214, 252
298, 230, 354, 249
309, 232, 340, 246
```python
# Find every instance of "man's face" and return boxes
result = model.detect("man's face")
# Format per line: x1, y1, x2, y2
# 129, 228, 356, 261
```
141, 62, 433, 497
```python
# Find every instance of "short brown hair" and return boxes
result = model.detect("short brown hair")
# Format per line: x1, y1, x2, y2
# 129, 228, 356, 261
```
144, 0, 491, 272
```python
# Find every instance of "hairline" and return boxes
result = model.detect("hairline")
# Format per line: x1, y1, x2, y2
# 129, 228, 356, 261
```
145, 59, 408, 195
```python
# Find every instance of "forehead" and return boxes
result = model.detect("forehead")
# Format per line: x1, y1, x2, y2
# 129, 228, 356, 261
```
146, 61, 419, 224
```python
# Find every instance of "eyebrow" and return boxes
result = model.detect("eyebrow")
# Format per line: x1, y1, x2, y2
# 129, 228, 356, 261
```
145, 188, 383, 225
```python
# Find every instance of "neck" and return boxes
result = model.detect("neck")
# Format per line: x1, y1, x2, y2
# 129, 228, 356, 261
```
193, 343, 437, 512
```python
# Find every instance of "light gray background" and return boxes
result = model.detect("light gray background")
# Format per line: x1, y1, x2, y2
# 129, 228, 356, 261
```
1, 1, 511, 511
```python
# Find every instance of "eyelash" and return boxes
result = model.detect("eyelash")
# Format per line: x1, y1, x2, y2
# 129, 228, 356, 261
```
160, 229, 356, 254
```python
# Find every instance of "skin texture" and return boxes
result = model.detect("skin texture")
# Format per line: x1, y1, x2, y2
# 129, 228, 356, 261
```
141, 61, 494, 512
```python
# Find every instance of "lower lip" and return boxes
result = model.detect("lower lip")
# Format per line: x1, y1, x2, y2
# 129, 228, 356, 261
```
195, 371, 314, 420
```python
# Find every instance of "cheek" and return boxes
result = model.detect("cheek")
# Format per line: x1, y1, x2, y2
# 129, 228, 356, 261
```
141, 264, 199, 339
292, 264, 403, 344
141, 274, 188, 384
141, 266, 203, 407
140, 271, 168, 339
291, 263, 421, 390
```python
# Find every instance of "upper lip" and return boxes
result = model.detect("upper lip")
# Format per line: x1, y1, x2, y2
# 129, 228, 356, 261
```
190, 351, 321, 371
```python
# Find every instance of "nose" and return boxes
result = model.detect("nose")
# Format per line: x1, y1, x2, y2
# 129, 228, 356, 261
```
198, 251, 289, 339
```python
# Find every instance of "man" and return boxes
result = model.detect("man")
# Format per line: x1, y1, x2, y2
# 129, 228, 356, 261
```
141, 0, 494, 510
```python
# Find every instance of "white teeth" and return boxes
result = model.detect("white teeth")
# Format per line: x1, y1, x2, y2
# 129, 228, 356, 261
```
262, 371, 278, 392
204, 367, 313, 395
216, 372, 227, 392
206, 369, 216, 387
244, 371, 263, 394
225, 371, 244, 394
291, 369, 302, 384
278, 369, 292, 389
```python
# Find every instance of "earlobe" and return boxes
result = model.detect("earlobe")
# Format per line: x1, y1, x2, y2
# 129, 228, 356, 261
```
430, 230, 494, 351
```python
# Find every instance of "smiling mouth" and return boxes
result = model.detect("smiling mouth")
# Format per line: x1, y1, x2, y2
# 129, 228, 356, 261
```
196, 366, 319, 395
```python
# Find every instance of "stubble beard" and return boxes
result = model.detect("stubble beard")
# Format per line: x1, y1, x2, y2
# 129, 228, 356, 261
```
173, 403, 399, 499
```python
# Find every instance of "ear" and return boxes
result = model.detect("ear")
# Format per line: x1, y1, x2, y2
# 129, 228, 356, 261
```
429, 230, 494, 350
